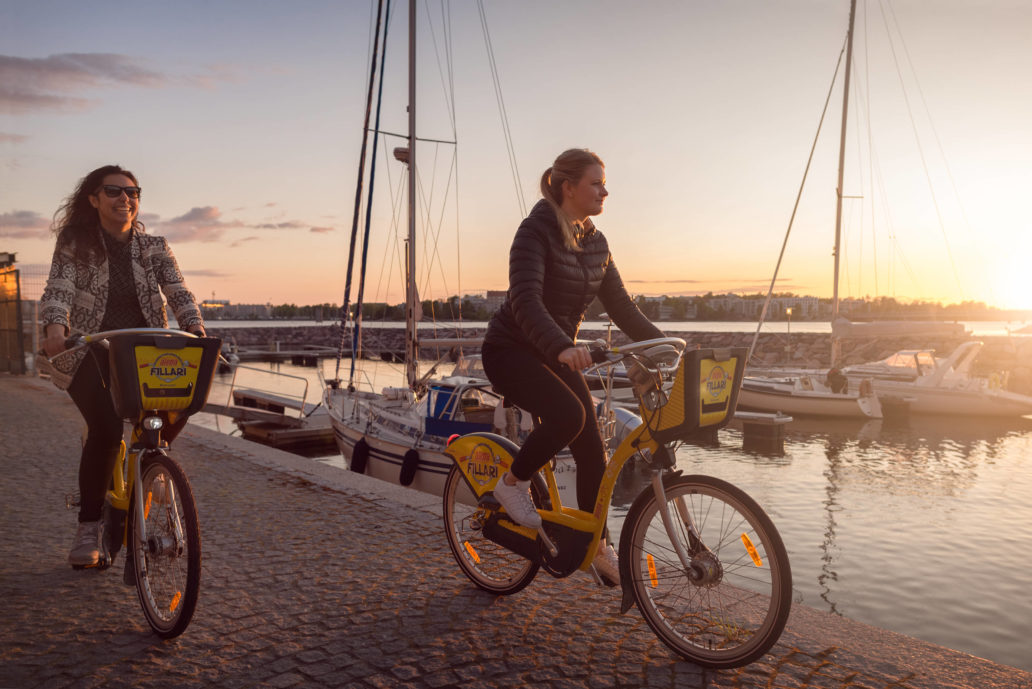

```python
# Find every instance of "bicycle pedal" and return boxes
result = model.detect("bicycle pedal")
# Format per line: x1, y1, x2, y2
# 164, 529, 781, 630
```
71, 559, 104, 571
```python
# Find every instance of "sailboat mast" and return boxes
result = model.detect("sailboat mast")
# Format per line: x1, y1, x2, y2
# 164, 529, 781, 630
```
404, 0, 419, 388
831, 0, 857, 365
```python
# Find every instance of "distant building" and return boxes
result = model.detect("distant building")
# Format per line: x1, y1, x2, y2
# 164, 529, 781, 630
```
485, 290, 507, 313
227, 303, 273, 319
199, 300, 273, 320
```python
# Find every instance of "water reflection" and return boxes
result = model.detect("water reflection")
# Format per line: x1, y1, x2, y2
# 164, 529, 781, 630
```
672, 412, 1032, 671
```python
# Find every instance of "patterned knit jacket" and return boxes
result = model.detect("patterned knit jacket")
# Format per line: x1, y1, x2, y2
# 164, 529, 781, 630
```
484, 199, 662, 364
39, 227, 204, 389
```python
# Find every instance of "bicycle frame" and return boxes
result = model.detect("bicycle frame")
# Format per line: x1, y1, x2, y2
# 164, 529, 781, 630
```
447, 338, 745, 577
54, 328, 211, 560
444, 341, 791, 668
106, 423, 186, 556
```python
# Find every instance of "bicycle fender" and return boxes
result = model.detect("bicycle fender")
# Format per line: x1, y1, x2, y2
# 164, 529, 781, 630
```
445, 432, 518, 499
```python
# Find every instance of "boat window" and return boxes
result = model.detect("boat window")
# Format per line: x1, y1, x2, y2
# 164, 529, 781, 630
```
883, 353, 916, 369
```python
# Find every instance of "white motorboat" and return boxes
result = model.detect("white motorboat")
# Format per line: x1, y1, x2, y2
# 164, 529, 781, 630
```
843, 341, 1032, 417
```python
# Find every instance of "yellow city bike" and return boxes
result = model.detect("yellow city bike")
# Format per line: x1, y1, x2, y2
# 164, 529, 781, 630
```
53, 327, 220, 638
442, 338, 792, 669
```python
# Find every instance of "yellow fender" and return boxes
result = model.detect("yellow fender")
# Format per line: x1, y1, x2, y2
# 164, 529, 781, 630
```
445, 432, 518, 499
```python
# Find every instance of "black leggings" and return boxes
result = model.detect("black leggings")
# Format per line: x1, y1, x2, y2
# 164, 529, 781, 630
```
67, 348, 123, 523
481, 343, 605, 513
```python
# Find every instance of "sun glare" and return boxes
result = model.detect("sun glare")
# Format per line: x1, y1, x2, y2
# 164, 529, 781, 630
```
986, 234, 1032, 312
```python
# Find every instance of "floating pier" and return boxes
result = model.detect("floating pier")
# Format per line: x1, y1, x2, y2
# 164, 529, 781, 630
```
203, 388, 336, 455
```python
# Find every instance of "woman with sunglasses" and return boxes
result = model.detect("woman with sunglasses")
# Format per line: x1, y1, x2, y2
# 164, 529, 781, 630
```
39, 164, 206, 568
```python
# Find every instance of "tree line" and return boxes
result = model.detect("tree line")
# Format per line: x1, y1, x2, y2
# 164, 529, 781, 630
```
205, 294, 1028, 322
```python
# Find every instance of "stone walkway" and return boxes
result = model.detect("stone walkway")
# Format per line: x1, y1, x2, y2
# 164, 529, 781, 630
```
1, 375, 1029, 689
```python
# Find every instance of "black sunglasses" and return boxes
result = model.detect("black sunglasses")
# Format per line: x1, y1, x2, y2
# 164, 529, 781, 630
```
98, 184, 142, 199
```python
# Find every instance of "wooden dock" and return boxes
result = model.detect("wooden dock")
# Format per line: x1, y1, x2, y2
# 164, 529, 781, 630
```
203, 388, 336, 455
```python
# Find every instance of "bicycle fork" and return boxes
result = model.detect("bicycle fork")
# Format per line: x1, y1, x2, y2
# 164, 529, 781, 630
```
129, 450, 187, 577
621, 470, 713, 613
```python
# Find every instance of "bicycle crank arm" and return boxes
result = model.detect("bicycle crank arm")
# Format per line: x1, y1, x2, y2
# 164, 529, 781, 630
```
537, 526, 559, 558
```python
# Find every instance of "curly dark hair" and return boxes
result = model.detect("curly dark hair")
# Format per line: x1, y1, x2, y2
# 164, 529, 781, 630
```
51, 165, 143, 263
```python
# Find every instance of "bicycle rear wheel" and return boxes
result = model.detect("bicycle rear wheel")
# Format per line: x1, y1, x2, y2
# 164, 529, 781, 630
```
442, 465, 538, 595
128, 452, 201, 638
619, 473, 791, 669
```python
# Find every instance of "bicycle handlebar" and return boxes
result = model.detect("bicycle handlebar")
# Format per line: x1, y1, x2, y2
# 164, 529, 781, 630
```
582, 336, 688, 377
51, 327, 202, 362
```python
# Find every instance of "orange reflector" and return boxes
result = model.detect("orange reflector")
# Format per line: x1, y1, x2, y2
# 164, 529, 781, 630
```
647, 553, 658, 588
170, 591, 182, 612
741, 533, 763, 567
463, 541, 480, 564
144, 492, 153, 519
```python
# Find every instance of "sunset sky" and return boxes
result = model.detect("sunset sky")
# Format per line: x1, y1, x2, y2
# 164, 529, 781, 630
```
3, 0, 1031, 311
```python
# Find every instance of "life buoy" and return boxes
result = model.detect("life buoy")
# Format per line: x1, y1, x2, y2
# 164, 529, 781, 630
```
400, 449, 420, 486
351, 438, 370, 474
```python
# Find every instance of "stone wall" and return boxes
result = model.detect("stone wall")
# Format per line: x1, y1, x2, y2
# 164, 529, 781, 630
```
206, 324, 1032, 395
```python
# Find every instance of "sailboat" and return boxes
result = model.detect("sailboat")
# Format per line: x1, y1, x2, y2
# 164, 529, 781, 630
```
321, 0, 635, 497
739, 0, 882, 420
742, 0, 1032, 419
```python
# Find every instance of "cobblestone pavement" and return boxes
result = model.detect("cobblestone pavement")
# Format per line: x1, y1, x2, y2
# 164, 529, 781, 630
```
2, 375, 1030, 689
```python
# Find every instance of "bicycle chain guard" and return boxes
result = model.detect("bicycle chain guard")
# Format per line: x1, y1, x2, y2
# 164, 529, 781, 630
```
539, 522, 593, 578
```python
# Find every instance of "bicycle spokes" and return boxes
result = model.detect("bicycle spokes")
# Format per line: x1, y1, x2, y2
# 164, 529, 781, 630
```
622, 474, 791, 669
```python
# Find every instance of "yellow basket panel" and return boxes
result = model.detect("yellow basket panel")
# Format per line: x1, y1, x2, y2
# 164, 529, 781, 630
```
653, 367, 687, 434
132, 345, 207, 411
699, 357, 737, 426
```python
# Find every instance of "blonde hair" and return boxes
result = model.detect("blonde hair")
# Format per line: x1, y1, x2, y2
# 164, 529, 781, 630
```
539, 148, 604, 251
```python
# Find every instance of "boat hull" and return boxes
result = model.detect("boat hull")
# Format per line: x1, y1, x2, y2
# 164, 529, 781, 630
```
325, 387, 579, 500
868, 381, 1032, 417
738, 378, 882, 419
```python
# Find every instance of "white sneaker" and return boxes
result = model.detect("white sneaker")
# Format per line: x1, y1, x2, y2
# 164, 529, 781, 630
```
593, 540, 620, 587
492, 473, 541, 528
68, 520, 103, 567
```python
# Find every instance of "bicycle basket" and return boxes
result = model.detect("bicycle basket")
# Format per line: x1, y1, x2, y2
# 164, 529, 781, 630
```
108, 334, 222, 418
642, 346, 746, 444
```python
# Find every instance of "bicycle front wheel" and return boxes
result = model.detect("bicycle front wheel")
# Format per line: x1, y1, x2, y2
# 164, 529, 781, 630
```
442, 465, 538, 595
620, 473, 791, 669
128, 452, 201, 638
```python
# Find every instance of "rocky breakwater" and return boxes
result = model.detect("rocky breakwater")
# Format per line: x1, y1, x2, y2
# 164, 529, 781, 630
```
206, 324, 1032, 396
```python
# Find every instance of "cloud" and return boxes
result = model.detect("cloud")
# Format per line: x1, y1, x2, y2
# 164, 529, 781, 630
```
0, 132, 28, 144
0, 210, 49, 238
252, 220, 308, 230
625, 278, 706, 284
144, 205, 335, 242
183, 268, 233, 278
150, 206, 243, 242
0, 53, 233, 114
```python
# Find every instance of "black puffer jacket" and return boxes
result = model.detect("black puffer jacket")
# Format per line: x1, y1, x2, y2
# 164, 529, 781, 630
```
485, 199, 663, 364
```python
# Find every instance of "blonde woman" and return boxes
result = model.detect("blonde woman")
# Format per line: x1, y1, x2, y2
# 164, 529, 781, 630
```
481, 149, 663, 586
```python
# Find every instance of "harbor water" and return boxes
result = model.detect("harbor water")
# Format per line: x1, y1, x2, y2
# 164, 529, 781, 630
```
193, 356, 1032, 673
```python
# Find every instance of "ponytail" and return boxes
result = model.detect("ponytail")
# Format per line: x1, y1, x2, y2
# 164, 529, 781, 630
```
539, 149, 604, 252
